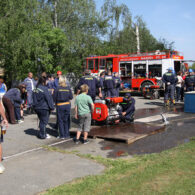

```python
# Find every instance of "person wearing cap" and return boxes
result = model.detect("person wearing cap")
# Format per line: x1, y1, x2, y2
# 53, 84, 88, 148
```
32, 77, 54, 139
117, 93, 135, 123
113, 72, 121, 97
23, 72, 36, 114
162, 67, 176, 106
77, 70, 102, 101
54, 71, 62, 89
185, 69, 195, 91
103, 70, 115, 98
53, 76, 73, 139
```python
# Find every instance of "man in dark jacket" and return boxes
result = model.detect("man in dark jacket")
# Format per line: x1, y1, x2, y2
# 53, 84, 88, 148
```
3, 86, 24, 124
77, 70, 102, 101
162, 67, 176, 106
185, 69, 195, 92
103, 70, 115, 97
118, 93, 135, 123
113, 72, 121, 97
33, 77, 54, 139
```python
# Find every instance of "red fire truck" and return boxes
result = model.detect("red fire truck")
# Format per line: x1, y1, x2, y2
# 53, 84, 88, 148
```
84, 50, 185, 94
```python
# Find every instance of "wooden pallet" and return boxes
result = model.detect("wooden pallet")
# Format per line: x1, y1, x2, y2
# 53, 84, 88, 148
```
70, 123, 164, 144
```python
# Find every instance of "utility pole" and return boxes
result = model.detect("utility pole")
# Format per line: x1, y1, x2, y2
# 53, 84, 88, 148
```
54, 0, 58, 28
132, 22, 140, 54
135, 24, 140, 54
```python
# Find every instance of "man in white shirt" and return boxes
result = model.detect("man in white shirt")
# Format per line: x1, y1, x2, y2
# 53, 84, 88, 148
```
24, 72, 36, 114
176, 71, 184, 102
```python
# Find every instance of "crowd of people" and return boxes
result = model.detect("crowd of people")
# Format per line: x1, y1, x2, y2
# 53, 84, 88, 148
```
162, 68, 195, 106
2, 67, 195, 173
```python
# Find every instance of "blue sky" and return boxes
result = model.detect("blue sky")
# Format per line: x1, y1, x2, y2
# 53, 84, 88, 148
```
95, 0, 195, 61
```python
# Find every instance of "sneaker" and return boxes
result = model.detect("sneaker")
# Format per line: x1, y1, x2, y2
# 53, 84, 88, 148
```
46, 134, 51, 139
74, 139, 80, 144
57, 136, 65, 140
83, 139, 89, 144
17, 120, 24, 124
0, 163, 5, 174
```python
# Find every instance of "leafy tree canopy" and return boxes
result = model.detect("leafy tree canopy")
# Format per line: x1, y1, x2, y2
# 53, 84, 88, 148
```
0, 0, 174, 84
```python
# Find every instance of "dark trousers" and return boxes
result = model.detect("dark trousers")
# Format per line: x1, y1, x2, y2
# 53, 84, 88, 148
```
115, 88, 120, 97
35, 109, 50, 139
181, 87, 184, 101
14, 107, 21, 120
57, 104, 71, 138
2, 96, 16, 124
105, 89, 115, 97
176, 87, 181, 101
164, 84, 175, 101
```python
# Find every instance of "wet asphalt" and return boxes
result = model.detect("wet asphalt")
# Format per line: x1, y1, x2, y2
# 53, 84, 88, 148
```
54, 103, 195, 158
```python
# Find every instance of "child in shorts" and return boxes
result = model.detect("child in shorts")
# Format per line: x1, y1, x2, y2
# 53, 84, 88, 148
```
74, 84, 94, 144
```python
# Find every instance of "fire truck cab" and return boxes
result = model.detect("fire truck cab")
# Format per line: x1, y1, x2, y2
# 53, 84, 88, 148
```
85, 50, 185, 94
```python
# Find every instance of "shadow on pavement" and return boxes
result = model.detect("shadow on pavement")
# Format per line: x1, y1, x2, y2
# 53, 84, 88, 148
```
24, 128, 58, 137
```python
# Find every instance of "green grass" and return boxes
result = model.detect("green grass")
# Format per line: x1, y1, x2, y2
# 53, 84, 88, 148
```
44, 138, 195, 195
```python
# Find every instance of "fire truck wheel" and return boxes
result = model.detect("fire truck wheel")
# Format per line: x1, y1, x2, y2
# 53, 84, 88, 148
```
141, 81, 153, 94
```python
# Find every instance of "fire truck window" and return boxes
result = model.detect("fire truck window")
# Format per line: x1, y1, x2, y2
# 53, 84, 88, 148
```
174, 61, 181, 73
106, 58, 113, 71
95, 59, 98, 70
134, 64, 146, 78
88, 60, 94, 70
100, 59, 106, 70
148, 65, 162, 77
120, 63, 132, 77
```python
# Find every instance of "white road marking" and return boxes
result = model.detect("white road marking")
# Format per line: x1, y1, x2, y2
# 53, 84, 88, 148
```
3, 138, 72, 161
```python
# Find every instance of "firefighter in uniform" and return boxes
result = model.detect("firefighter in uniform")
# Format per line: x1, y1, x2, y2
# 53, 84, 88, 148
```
33, 77, 54, 139
103, 71, 115, 97
185, 69, 195, 92
54, 71, 62, 89
77, 70, 102, 101
162, 67, 176, 106
113, 72, 121, 97
118, 93, 135, 123
53, 76, 73, 139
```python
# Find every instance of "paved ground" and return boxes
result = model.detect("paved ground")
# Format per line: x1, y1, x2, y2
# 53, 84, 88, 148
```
1, 96, 195, 195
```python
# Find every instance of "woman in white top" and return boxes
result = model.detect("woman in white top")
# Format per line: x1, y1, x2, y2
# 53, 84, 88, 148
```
176, 71, 184, 102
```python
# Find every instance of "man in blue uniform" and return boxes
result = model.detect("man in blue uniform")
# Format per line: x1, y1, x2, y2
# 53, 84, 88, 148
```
113, 72, 121, 97
46, 74, 55, 95
118, 93, 135, 123
24, 72, 36, 114
162, 67, 176, 106
33, 77, 54, 139
185, 69, 195, 92
77, 70, 102, 101
103, 71, 115, 97
54, 71, 62, 89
